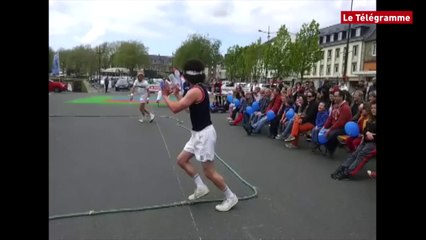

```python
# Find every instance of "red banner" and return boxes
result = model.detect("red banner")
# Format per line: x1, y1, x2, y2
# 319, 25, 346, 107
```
341, 11, 413, 24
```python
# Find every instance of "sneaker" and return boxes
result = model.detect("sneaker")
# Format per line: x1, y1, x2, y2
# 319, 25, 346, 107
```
335, 172, 350, 180
138, 118, 144, 123
243, 125, 252, 136
149, 113, 155, 123
305, 136, 312, 142
275, 134, 282, 140
312, 144, 320, 152
284, 136, 296, 142
330, 166, 344, 179
215, 194, 238, 212
367, 170, 376, 179
334, 168, 350, 180
188, 185, 210, 200
285, 143, 297, 149
227, 117, 232, 121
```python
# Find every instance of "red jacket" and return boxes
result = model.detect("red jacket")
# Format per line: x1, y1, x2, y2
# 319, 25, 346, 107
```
324, 101, 352, 131
266, 94, 283, 114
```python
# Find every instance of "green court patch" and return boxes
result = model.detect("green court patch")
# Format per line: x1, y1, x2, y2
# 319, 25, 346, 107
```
66, 95, 176, 105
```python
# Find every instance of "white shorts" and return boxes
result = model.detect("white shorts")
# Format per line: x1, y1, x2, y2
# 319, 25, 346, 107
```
139, 94, 149, 103
184, 125, 216, 162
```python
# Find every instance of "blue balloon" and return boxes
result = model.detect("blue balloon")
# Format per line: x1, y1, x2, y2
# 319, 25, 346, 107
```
227, 95, 233, 103
345, 121, 360, 137
233, 98, 240, 107
286, 108, 295, 120
252, 101, 260, 111
318, 129, 328, 144
266, 110, 276, 121
245, 106, 254, 116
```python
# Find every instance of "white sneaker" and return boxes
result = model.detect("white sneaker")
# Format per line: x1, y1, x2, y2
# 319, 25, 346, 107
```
215, 194, 238, 212
138, 118, 144, 123
226, 117, 232, 121
149, 113, 155, 123
188, 185, 209, 200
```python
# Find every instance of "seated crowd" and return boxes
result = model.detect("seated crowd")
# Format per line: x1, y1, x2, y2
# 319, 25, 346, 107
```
214, 79, 377, 181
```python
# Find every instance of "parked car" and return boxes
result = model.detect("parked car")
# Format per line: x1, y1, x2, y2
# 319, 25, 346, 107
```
115, 78, 130, 91
221, 81, 235, 94
48, 79, 67, 92
259, 83, 271, 90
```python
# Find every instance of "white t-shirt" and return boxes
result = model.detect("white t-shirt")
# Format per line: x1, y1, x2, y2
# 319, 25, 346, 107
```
133, 80, 148, 95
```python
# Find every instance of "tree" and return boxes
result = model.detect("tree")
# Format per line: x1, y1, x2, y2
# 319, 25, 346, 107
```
113, 41, 150, 73
248, 38, 264, 82
268, 25, 292, 79
224, 45, 240, 81
63, 45, 96, 77
289, 20, 322, 81
173, 34, 222, 74
234, 46, 246, 81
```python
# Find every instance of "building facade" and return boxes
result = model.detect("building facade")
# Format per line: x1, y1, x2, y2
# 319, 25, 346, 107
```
353, 28, 376, 82
304, 24, 376, 84
148, 54, 172, 74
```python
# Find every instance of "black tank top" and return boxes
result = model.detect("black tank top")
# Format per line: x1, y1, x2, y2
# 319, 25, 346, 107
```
189, 84, 212, 131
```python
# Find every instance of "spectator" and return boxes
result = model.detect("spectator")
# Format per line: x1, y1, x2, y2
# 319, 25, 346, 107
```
246, 88, 282, 135
331, 102, 376, 180
368, 90, 377, 104
269, 89, 288, 138
311, 101, 329, 152
285, 91, 319, 148
322, 90, 352, 157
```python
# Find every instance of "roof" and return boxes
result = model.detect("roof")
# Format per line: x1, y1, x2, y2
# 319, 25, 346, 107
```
364, 26, 376, 41
319, 24, 376, 47
261, 23, 376, 47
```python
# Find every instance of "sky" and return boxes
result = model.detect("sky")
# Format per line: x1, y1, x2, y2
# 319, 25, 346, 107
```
49, 0, 376, 56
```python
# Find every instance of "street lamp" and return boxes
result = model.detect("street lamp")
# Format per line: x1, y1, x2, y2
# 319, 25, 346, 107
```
258, 26, 278, 42
258, 26, 278, 80
96, 46, 105, 84
342, 0, 354, 83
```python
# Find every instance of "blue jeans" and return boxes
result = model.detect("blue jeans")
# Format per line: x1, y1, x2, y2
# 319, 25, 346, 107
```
252, 116, 268, 133
311, 127, 320, 145
280, 118, 295, 138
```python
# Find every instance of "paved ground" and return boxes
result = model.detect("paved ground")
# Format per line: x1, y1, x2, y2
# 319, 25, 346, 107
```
49, 92, 376, 240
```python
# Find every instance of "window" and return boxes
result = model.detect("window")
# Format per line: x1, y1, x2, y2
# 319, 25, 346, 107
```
326, 35, 330, 43
327, 50, 332, 60
343, 47, 347, 58
335, 48, 340, 58
335, 64, 339, 73
352, 63, 357, 73
323, 36, 327, 44
334, 33, 339, 41
338, 32, 343, 41
326, 64, 331, 75
320, 65, 324, 76
353, 45, 358, 57
330, 34, 334, 42
372, 42, 376, 56
321, 51, 325, 59
342, 31, 347, 40
312, 66, 317, 75
356, 28, 361, 37
319, 37, 323, 44
350, 29, 356, 38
